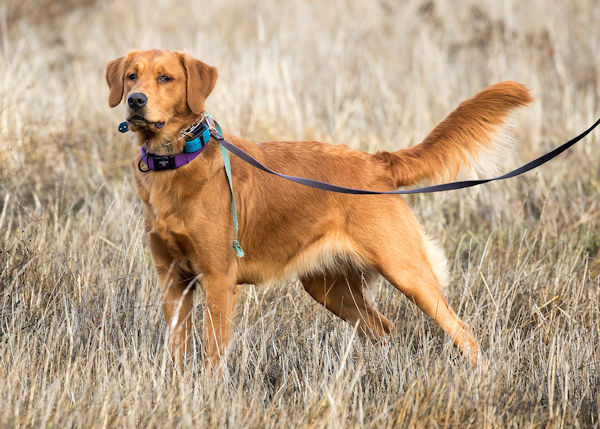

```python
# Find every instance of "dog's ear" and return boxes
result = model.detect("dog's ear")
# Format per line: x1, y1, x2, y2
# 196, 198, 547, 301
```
181, 54, 218, 115
105, 56, 125, 107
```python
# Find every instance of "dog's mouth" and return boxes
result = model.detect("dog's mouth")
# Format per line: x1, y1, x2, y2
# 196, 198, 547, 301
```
127, 114, 165, 130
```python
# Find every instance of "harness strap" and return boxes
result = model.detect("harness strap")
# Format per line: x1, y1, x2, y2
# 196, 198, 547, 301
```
211, 117, 600, 195
208, 116, 245, 258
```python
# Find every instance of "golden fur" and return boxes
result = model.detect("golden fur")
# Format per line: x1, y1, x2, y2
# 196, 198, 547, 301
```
105, 49, 532, 369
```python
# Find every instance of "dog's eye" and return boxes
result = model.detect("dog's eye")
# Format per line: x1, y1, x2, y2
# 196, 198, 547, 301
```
128, 73, 137, 81
158, 75, 173, 83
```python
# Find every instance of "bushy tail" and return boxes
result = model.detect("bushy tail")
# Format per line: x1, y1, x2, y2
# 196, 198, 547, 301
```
380, 81, 533, 187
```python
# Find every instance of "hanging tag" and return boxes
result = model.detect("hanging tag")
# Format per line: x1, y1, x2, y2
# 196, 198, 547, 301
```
118, 122, 129, 133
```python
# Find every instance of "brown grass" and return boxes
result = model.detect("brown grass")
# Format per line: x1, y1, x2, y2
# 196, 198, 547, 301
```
1, 0, 599, 427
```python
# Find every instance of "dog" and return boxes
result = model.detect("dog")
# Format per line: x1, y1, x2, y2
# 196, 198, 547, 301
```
105, 49, 531, 369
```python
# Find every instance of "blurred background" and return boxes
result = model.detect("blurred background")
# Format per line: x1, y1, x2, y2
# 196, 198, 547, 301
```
0, 1, 599, 427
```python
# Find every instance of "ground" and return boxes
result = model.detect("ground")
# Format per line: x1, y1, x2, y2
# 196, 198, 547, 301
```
1, 0, 599, 427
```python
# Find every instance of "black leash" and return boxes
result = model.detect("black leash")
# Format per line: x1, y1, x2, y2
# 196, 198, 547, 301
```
211, 117, 600, 195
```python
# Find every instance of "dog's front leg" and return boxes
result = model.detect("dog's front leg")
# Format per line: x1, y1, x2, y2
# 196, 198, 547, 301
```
148, 233, 195, 368
200, 269, 239, 369
161, 270, 194, 368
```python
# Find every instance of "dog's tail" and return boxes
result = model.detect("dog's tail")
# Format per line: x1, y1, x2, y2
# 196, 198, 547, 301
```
379, 81, 533, 187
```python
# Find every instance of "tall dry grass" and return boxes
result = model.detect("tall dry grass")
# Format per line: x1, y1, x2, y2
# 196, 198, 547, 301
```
1, 0, 599, 427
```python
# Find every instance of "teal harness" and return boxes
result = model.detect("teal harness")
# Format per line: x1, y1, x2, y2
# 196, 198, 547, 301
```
208, 116, 245, 258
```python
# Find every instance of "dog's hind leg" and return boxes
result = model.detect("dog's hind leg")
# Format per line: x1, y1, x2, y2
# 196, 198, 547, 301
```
354, 215, 485, 369
300, 269, 394, 340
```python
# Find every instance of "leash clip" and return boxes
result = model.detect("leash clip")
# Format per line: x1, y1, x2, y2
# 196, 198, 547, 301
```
232, 240, 245, 258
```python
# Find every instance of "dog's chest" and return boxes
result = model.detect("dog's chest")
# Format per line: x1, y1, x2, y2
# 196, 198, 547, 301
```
148, 195, 196, 272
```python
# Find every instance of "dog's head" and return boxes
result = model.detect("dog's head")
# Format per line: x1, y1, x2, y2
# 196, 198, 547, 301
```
105, 50, 217, 138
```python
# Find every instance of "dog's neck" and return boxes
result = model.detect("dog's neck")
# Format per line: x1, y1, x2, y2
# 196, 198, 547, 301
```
133, 113, 223, 185
136, 114, 201, 155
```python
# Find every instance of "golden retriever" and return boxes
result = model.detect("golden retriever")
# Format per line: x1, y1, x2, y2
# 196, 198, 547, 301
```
105, 49, 531, 369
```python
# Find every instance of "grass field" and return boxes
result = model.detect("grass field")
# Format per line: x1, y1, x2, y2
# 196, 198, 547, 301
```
1, 0, 599, 427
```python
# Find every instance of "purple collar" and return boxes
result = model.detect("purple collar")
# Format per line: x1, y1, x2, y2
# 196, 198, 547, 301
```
138, 144, 209, 172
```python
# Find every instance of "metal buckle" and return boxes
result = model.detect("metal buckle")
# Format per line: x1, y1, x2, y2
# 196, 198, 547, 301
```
204, 115, 217, 132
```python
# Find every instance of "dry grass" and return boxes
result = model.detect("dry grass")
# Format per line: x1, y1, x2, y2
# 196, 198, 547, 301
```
1, 0, 599, 427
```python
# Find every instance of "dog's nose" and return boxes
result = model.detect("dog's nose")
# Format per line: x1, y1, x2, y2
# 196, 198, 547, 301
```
127, 92, 148, 109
